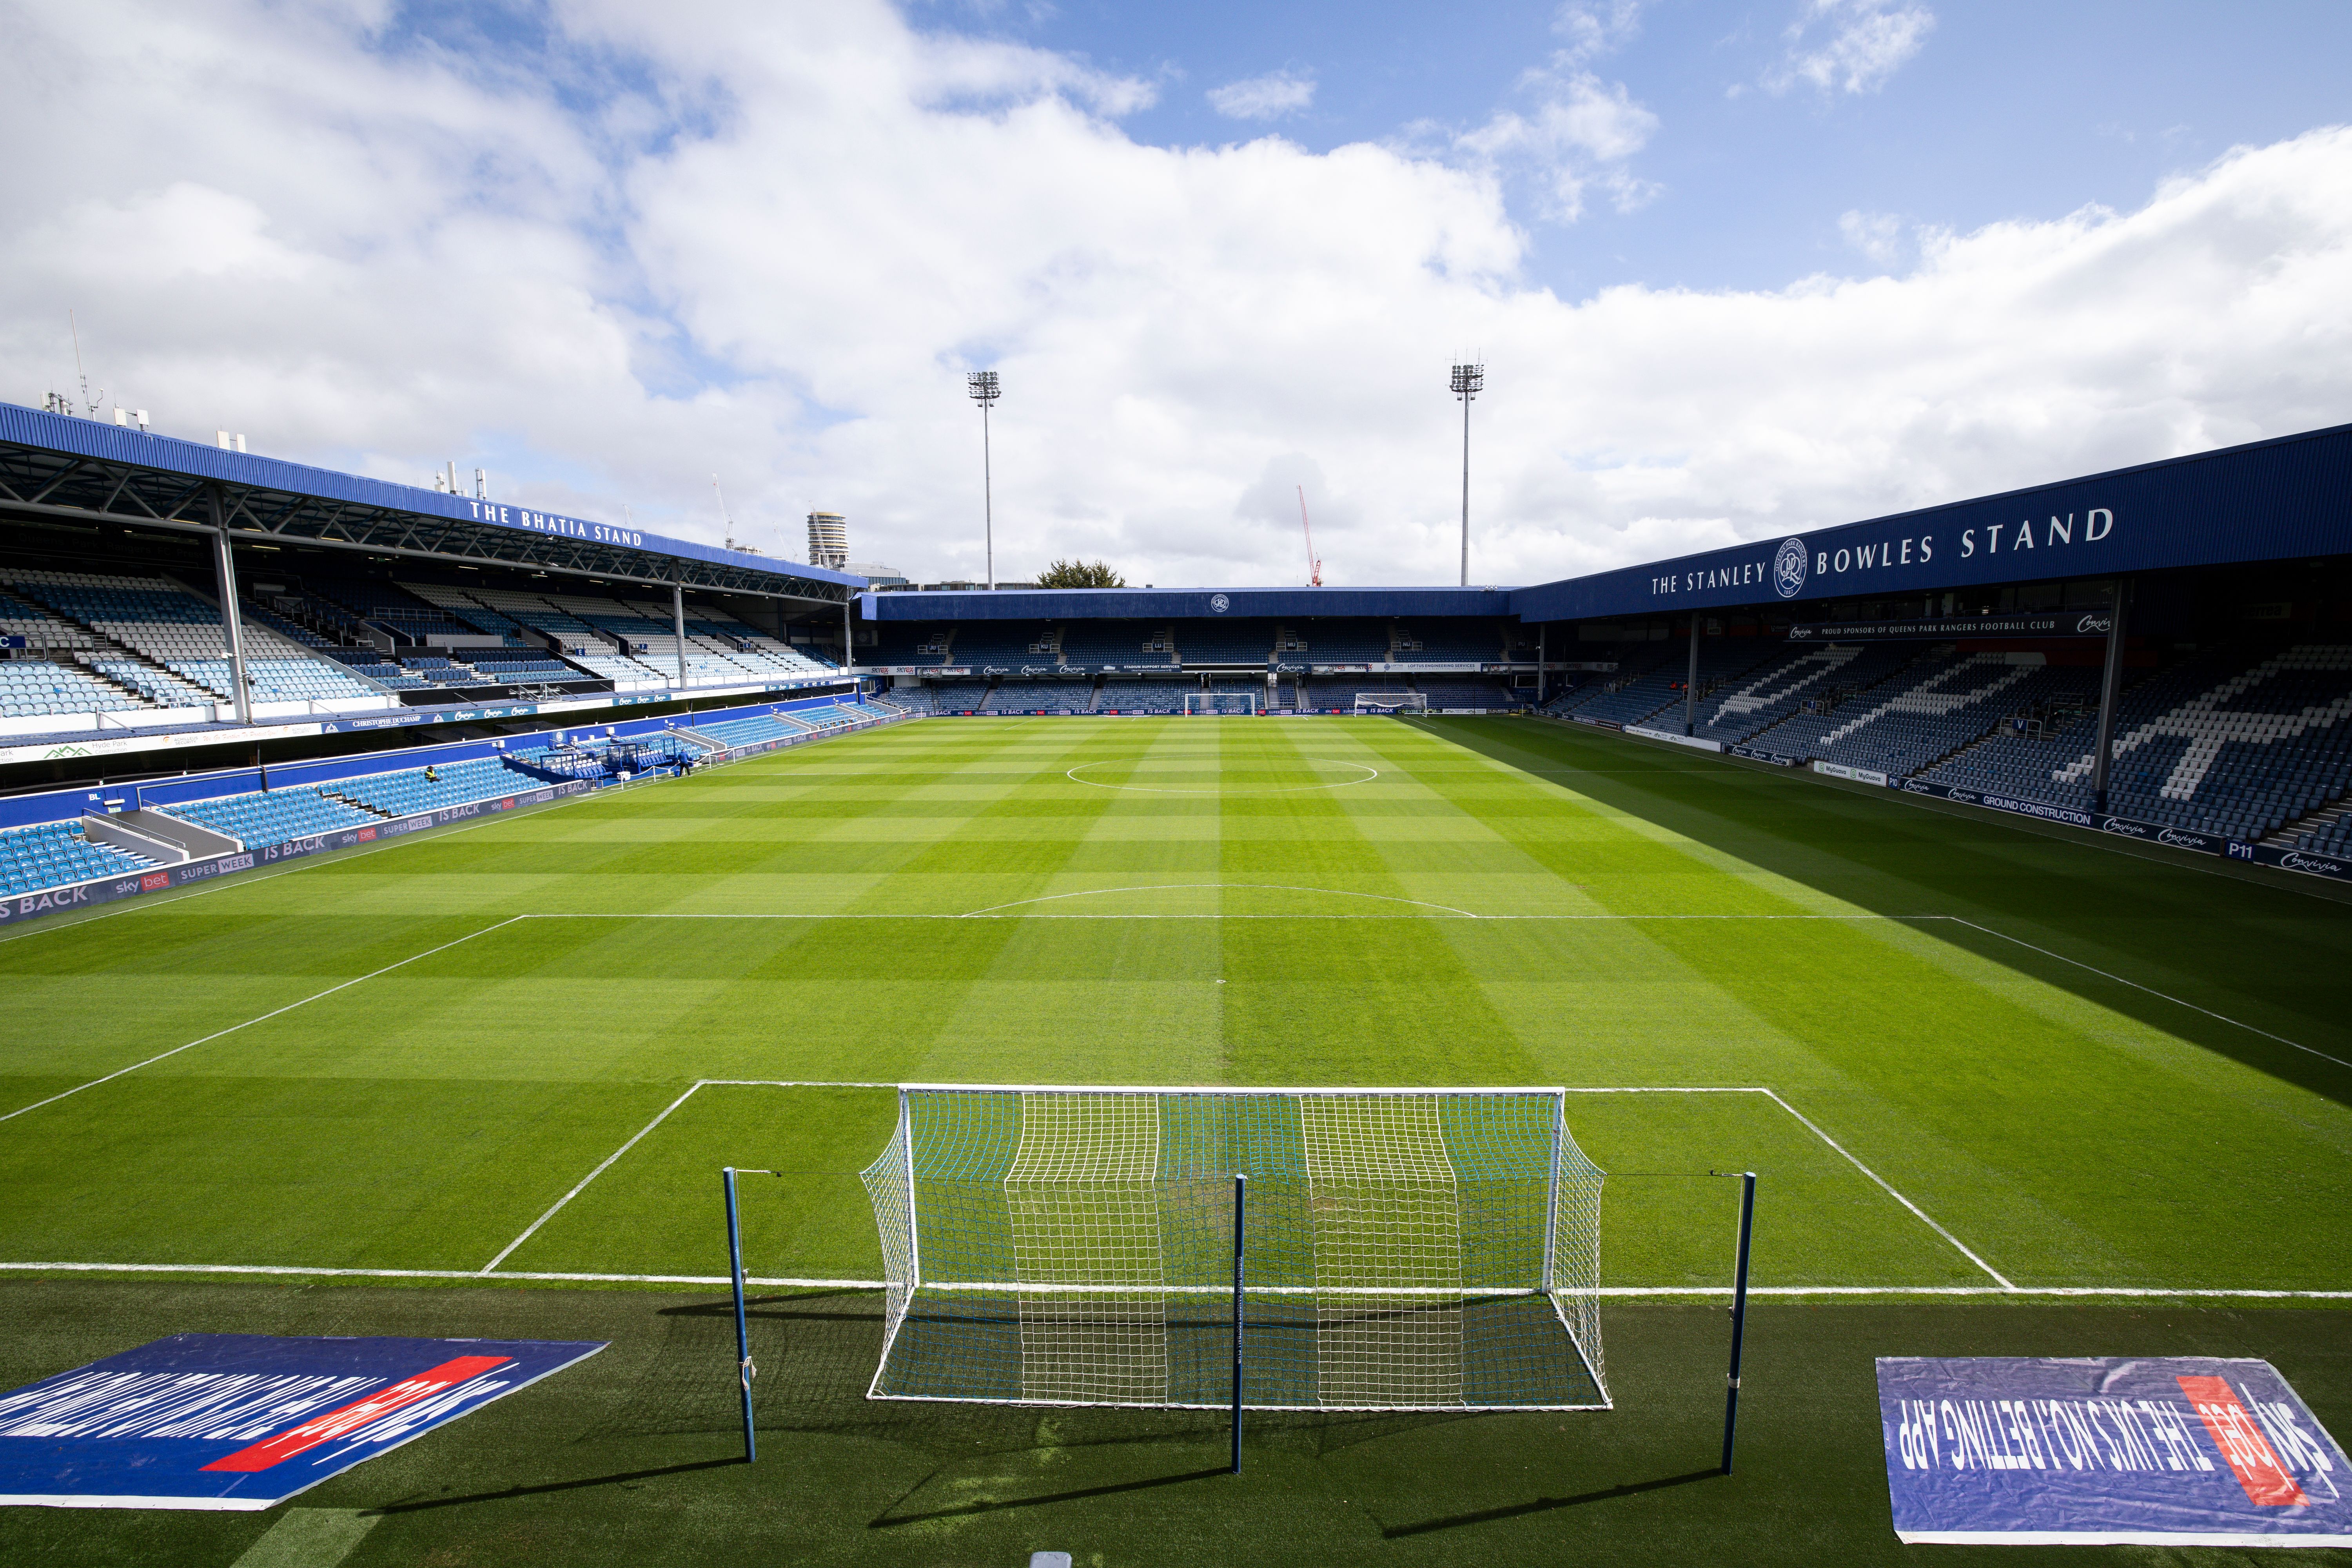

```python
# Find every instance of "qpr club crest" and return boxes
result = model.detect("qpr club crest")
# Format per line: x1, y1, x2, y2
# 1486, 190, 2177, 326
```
1209, 593, 1230, 613
1772, 538, 1808, 599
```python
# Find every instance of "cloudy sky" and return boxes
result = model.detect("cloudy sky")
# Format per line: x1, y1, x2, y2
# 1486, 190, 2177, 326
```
4, 0, 2348, 588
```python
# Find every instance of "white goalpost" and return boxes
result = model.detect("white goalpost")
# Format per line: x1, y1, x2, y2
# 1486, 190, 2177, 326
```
858, 1084, 1609, 1413
1352, 692, 1427, 715
1183, 691, 1261, 715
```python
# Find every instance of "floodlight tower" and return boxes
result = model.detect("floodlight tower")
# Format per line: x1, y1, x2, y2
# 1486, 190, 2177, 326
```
1450, 361, 1484, 588
967, 370, 1001, 590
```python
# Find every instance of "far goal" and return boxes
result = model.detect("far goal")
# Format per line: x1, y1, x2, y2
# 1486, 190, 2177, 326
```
858, 1085, 1608, 1412
1353, 691, 1427, 715
1183, 691, 1261, 715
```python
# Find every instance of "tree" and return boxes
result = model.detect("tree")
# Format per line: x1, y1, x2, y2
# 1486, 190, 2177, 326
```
1034, 559, 1126, 589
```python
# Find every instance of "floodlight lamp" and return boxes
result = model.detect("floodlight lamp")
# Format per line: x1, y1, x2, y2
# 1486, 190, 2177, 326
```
1450, 363, 1485, 397
967, 370, 1001, 405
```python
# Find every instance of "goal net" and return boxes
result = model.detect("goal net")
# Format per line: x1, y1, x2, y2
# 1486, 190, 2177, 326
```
1183, 691, 1260, 715
1352, 692, 1426, 715
859, 1085, 1608, 1411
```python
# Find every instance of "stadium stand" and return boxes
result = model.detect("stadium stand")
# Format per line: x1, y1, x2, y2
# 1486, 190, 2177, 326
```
159, 788, 385, 845
0, 822, 163, 893
0, 818, 160, 898
1560, 642, 1779, 728
1759, 652, 2060, 778
1694, 644, 1912, 745
0, 659, 144, 718
4, 570, 388, 702
327, 759, 526, 817
1096, 680, 1192, 712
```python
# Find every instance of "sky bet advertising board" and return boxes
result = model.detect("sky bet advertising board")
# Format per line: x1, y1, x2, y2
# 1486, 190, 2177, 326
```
0, 1334, 604, 1509
1878, 1356, 2351, 1547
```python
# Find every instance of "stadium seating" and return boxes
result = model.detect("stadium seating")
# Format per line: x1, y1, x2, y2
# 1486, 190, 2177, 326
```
1562, 642, 1780, 729
0, 660, 143, 718
0, 819, 160, 898
2, 570, 385, 705
160, 788, 383, 845
328, 759, 524, 817
1694, 644, 1912, 745
1764, 653, 2060, 778
927, 681, 995, 710
1412, 679, 1522, 708
1096, 681, 1192, 712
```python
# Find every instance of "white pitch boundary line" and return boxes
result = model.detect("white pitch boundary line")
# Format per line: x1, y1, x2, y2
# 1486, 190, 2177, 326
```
1751, 1087, 2014, 1289
1945, 916, 2352, 1073
0, 915, 530, 1126
477, 1081, 710, 1273
1, 1262, 2344, 1300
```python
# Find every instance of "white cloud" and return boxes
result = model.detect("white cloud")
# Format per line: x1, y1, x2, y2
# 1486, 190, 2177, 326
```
1456, 70, 1660, 221
1770, 0, 1935, 95
4, 0, 2348, 596
1838, 209, 1906, 266
1553, 0, 1644, 65
1207, 69, 1314, 122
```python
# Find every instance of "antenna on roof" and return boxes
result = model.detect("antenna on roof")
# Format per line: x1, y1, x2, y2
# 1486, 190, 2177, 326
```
1297, 485, 1322, 588
713, 474, 736, 550
68, 310, 103, 418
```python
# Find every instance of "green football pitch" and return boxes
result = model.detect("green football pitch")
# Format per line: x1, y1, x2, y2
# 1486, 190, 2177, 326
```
2, 715, 2347, 1566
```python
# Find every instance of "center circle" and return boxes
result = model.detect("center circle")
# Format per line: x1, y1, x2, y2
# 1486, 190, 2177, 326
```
1065, 757, 1380, 795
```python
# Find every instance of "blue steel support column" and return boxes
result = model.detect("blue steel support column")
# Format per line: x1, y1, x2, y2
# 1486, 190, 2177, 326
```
207, 486, 252, 727
724, 1167, 755, 1463
1721, 1171, 1756, 1475
1230, 1172, 1247, 1475
1684, 615, 1701, 736
2091, 578, 2132, 815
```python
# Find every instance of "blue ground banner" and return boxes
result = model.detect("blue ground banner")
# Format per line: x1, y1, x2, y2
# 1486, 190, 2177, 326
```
0, 1334, 605, 1510
1878, 1357, 2351, 1546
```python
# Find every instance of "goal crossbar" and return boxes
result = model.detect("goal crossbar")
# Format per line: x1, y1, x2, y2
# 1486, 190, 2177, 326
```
858, 1083, 1608, 1413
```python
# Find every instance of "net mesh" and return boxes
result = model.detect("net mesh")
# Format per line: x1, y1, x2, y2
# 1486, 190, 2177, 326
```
1183, 692, 1260, 714
858, 1087, 1608, 1411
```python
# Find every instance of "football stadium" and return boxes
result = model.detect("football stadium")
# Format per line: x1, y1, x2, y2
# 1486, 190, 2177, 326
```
0, 397, 2347, 1564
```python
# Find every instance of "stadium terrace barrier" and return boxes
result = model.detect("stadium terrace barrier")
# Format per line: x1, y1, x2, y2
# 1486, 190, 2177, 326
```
0, 783, 593, 926
1727, 744, 1803, 767
1812, 759, 1890, 786
1624, 723, 1722, 752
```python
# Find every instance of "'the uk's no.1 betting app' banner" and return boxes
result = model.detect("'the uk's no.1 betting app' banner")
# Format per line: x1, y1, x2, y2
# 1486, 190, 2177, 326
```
1878, 1356, 2350, 1546
0, 1334, 605, 1510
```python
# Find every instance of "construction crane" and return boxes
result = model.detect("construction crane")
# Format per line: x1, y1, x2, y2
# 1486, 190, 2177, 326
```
1297, 485, 1322, 587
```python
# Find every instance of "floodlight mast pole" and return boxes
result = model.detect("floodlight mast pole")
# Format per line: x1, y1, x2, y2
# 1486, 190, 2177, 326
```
1451, 363, 1483, 588
968, 371, 1000, 590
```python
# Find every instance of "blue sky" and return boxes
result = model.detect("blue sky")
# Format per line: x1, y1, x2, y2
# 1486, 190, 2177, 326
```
955, 0, 2352, 295
5, 0, 2349, 585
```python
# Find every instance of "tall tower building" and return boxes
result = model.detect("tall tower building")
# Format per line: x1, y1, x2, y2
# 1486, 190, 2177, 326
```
807, 512, 848, 570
